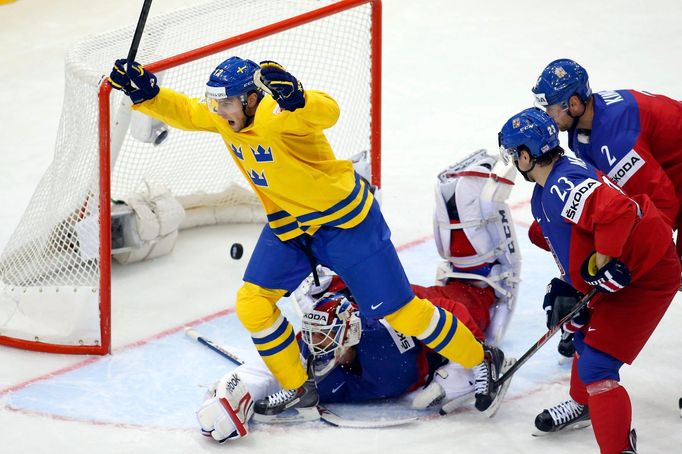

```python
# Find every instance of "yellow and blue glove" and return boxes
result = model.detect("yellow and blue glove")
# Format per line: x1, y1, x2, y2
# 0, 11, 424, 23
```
108, 59, 159, 104
257, 60, 305, 111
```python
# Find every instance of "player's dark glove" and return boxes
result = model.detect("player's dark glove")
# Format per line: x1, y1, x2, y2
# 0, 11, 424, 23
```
108, 59, 159, 104
557, 331, 576, 358
580, 252, 631, 293
258, 60, 305, 111
543, 277, 583, 329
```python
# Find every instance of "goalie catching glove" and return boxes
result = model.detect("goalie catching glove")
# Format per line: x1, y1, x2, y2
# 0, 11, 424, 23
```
256, 61, 305, 111
108, 59, 159, 104
196, 371, 254, 443
580, 252, 631, 293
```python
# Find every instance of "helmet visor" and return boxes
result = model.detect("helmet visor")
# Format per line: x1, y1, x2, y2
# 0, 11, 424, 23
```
534, 99, 568, 119
205, 94, 243, 116
498, 132, 519, 165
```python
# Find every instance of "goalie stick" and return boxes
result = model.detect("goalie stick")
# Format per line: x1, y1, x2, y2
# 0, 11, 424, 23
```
184, 327, 416, 429
494, 288, 598, 388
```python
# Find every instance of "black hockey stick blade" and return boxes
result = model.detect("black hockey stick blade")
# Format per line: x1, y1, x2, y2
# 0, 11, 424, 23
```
127, 0, 154, 64
494, 288, 598, 387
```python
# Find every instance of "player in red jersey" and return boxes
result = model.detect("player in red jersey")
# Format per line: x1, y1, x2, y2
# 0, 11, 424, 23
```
532, 58, 682, 261
499, 108, 679, 454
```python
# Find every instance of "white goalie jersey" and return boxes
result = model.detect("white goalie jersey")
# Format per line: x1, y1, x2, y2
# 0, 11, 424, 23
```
432, 149, 522, 345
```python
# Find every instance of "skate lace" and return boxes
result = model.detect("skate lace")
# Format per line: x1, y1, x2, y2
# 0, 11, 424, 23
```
267, 388, 297, 407
547, 400, 584, 425
473, 361, 490, 395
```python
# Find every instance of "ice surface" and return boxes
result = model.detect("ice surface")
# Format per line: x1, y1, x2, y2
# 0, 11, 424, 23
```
1, 1, 681, 453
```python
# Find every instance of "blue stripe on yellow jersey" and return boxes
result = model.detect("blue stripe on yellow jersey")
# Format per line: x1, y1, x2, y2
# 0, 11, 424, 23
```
133, 88, 374, 240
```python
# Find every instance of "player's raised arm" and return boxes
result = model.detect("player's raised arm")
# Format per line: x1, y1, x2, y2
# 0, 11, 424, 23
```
256, 60, 340, 130
109, 59, 218, 133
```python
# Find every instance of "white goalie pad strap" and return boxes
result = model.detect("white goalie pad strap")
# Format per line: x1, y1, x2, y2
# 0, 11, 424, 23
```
113, 231, 179, 264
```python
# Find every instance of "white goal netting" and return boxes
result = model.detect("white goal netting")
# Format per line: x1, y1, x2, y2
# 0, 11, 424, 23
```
0, 0, 378, 352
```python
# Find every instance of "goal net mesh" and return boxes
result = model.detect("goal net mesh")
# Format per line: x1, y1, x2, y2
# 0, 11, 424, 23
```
0, 0, 377, 350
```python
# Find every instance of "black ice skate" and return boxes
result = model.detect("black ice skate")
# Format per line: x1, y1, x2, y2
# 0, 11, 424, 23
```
252, 376, 319, 423
621, 428, 637, 453
472, 345, 514, 417
533, 399, 591, 436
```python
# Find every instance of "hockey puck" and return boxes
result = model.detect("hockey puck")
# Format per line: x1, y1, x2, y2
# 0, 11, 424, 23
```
230, 243, 244, 260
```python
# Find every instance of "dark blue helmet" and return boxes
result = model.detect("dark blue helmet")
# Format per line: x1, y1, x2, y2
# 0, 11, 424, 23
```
205, 56, 260, 99
498, 107, 560, 162
532, 59, 592, 107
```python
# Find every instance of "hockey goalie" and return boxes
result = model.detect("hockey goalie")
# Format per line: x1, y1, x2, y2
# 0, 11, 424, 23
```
195, 151, 522, 443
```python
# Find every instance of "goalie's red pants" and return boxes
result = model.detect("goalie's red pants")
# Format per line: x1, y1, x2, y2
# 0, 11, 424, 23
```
411, 281, 495, 342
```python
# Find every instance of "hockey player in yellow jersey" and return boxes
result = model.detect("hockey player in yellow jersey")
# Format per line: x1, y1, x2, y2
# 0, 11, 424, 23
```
109, 57, 510, 420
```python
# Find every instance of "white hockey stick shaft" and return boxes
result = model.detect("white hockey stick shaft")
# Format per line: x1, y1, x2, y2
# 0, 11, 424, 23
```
184, 327, 244, 366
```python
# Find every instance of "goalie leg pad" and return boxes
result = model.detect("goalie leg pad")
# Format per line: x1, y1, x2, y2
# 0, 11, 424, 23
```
112, 182, 186, 264
410, 362, 475, 411
432, 151, 522, 346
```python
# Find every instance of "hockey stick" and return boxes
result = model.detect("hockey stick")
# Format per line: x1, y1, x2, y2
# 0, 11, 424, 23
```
494, 288, 598, 387
184, 327, 244, 367
185, 327, 416, 428
127, 0, 154, 64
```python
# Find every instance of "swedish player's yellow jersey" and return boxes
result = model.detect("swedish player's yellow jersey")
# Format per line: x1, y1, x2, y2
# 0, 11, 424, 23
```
133, 88, 374, 240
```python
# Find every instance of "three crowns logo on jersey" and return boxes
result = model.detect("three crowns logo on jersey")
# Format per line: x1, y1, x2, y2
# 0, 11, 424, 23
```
229, 143, 276, 187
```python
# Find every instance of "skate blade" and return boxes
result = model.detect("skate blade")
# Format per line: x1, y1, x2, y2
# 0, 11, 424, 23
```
483, 357, 517, 418
253, 406, 320, 424
531, 419, 592, 437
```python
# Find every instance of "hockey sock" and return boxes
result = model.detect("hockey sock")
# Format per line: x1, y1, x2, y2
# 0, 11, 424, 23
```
587, 380, 632, 454
569, 356, 589, 405
385, 297, 483, 368
236, 283, 306, 390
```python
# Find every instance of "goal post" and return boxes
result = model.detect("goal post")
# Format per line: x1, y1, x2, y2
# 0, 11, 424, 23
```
0, 0, 382, 355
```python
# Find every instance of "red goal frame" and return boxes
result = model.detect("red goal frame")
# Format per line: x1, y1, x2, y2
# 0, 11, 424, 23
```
0, 0, 381, 355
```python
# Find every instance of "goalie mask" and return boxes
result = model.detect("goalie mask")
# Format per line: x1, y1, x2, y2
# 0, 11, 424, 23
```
301, 292, 362, 376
